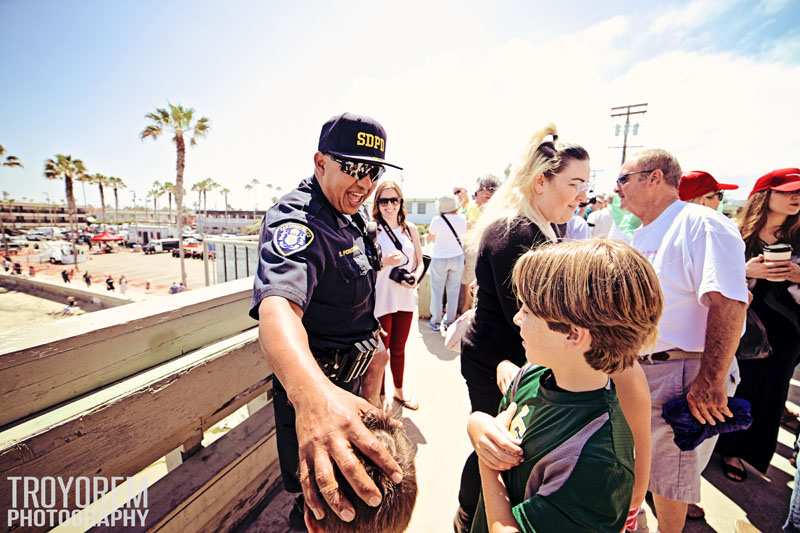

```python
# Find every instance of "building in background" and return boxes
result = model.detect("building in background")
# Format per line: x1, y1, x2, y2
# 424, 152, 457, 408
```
405, 197, 436, 225
0, 201, 90, 228
196, 210, 265, 235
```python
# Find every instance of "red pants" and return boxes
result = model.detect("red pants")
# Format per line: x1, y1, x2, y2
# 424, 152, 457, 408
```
378, 311, 414, 389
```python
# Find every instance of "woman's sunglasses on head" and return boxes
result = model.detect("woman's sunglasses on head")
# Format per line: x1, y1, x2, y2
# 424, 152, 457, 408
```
326, 154, 386, 182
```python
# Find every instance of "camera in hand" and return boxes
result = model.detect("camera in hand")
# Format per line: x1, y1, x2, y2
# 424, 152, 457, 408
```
389, 266, 415, 285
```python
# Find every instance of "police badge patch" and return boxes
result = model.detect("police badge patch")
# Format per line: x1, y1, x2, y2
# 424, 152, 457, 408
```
273, 222, 315, 256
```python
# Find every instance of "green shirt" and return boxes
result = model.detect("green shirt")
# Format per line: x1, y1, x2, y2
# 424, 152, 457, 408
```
471, 365, 634, 533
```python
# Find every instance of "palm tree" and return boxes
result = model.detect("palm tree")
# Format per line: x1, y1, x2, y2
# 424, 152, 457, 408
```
1, 153, 23, 256
140, 104, 210, 287
0, 195, 14, 257
245, 178, 260, 219
107, 177, 126, 223
1, 145, 23, 168
44, 154, 87, 269
220, 187, 230, 219
148, 181, 164, 220
163, 181, 176, 224
87, 173, 111, 225
265, 183, 283, 206
203, 179, 218, 217
192, 178, 218, 232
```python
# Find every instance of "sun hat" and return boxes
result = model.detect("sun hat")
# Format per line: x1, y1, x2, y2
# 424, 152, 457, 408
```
437, 195, 458, 214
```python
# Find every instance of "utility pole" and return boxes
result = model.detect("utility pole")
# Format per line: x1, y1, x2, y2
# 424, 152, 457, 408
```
610, 103, 648, 165
589, 168, 604, 191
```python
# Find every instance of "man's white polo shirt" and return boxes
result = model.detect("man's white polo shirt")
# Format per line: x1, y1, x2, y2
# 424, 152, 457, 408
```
631, 200, 748, 353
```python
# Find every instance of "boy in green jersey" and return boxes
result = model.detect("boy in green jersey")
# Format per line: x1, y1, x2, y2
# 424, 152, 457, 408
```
468, 239, 663, 532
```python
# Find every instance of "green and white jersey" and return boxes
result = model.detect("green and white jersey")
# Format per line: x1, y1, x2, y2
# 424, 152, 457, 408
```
471, 365, 634, 533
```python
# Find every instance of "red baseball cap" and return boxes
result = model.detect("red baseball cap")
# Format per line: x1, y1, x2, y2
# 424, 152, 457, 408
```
749, 168, 800, 197
678, 170, 739, 201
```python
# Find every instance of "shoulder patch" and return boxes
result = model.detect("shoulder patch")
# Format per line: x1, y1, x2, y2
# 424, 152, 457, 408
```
273, 222, 314, 257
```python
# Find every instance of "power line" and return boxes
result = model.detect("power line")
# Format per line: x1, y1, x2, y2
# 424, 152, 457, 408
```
610, 103, 648, 165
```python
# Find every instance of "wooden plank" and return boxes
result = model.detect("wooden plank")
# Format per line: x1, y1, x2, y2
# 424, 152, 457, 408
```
0, 330, 271, 523
95, 403, 281, 533
0, 277, 256, 427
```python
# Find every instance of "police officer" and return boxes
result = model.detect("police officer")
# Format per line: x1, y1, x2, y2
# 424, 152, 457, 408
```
249, 112, 405, 528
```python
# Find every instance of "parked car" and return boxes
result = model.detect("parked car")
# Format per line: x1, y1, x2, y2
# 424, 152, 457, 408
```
143, 238, 180, 254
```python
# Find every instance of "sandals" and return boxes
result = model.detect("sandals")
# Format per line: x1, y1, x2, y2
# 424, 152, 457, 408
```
721, 457, 747, 482
394, 396, 420, 410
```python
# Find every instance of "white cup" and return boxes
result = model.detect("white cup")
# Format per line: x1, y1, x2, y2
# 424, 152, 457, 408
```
763, 243, 793, 281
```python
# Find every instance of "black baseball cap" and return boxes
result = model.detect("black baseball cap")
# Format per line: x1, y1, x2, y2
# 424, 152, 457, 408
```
318, 112, 403, 170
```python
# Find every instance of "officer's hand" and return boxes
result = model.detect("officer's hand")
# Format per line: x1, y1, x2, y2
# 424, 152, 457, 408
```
295, 383, 403, 523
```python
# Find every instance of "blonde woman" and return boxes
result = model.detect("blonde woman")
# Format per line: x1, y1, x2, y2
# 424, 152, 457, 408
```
454, 125, 653, 532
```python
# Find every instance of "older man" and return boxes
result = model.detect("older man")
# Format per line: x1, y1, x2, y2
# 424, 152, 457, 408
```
615, 149, 748, 533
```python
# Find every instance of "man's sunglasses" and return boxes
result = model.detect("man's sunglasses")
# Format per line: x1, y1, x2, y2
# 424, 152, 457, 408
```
478, 186, 497, 193
327, 154, 385, 182
377, 197, 400, 206
616, 169, 655, 186
703, 191, 724, 201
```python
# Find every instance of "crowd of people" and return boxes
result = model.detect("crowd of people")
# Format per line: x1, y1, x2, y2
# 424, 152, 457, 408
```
249, 112, 800, 532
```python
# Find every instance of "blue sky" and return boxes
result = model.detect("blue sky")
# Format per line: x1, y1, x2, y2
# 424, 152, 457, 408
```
1, 0, 798, 210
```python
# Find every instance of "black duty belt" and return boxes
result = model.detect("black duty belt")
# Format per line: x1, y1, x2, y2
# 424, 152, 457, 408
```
316, 335, 380, 383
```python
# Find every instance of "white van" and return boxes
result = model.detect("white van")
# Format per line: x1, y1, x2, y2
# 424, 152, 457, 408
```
143, 238, 180, 254
37, 241, 88, 264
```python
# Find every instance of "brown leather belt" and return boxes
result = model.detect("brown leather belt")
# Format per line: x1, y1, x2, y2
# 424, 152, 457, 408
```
638, 349, 703, 363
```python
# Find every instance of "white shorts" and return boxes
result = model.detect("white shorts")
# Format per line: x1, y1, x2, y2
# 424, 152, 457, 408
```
643, 358, 740, 503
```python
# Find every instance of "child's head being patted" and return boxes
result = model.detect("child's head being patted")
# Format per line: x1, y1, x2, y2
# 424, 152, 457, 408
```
304, 410, 417, 533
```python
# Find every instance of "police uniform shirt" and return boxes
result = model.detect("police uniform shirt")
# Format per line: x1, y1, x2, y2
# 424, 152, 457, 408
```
249, 176, 378, 350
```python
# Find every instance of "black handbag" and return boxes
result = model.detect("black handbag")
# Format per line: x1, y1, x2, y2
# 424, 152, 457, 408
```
735, 307, 772, 360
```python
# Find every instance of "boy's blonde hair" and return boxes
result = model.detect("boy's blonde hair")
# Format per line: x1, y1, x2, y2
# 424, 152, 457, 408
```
512, 239, 663, 373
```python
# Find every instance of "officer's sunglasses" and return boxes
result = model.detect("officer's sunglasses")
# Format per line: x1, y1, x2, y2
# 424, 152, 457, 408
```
326, 154, 386, 182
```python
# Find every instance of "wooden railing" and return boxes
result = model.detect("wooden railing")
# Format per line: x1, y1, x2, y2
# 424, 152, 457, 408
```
0, 278, 280, 532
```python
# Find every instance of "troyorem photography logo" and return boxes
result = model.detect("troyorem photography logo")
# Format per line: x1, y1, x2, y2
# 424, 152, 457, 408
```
6, 476, 149, 529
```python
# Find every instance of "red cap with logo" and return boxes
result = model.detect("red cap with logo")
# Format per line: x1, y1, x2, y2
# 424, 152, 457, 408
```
678, 170, 739, 201
749, 168, 800, 197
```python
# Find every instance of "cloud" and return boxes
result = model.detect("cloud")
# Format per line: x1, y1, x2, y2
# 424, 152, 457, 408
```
757, 0, 792, 15
650, 0, 737, 34
202, 10, 799, 207
2, 3, 797, 209
760, 34, 800, 64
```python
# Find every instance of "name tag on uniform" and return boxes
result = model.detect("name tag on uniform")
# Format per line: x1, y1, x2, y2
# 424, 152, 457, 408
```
273, 222, 314, 256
